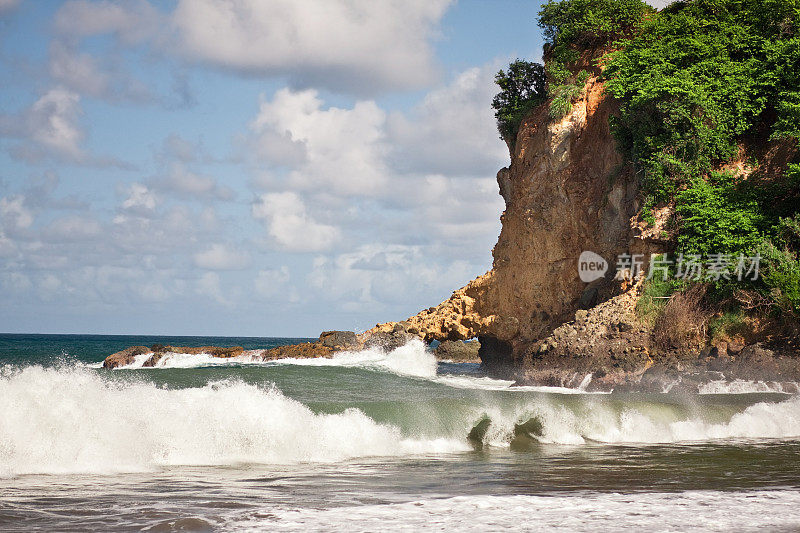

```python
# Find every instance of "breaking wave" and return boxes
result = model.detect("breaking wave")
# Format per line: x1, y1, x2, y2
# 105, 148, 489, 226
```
0, 365, 465, 478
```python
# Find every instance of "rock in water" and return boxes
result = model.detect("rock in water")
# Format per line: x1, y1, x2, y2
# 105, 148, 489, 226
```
434, 340, 481, 362
318, 331, 360, 350
467, 416, 492, 450
102, 346, 149, 369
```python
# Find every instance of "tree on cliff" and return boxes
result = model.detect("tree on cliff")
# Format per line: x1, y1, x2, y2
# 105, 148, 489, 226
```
492, 60, 546, 142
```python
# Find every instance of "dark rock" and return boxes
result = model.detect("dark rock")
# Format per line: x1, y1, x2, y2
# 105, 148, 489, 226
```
434, 340, 481, 362
579, 287, 599, 309
260, 342, 334, 360
319, 331, 359, 350
363, 330, 415, 352
478, 336, 514, 377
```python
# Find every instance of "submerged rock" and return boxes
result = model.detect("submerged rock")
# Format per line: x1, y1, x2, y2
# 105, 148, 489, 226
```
467, 416, 492, 450
103, 346, 150, 369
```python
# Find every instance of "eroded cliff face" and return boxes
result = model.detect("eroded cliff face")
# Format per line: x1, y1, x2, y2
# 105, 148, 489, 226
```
368, 70, 659, 372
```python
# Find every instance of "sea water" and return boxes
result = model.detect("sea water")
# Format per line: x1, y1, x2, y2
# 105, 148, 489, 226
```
1, 334, 800, 531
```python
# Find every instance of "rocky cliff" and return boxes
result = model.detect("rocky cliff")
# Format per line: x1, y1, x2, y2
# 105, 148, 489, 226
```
369, 64, 662, 376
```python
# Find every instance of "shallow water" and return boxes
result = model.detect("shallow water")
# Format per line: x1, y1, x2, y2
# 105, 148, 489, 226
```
2, 334, 800, 531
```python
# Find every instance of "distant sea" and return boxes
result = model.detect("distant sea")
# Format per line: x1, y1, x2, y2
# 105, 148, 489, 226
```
2, 333, 800, 531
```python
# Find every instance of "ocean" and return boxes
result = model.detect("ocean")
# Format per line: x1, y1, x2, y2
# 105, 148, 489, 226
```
2, 334, 800, 531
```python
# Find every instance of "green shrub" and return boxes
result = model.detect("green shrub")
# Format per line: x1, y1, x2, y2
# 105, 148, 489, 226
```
538, 0, 653, 53
758, 240, 800, 315
675, 172, 765, 257
492, 60, 547, 141
604, 0, 800, 201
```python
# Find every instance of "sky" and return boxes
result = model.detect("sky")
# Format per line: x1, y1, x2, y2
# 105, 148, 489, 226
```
0, 0, 665, 337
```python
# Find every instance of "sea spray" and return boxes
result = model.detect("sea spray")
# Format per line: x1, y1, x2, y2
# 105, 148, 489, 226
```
0, 365, 465, 477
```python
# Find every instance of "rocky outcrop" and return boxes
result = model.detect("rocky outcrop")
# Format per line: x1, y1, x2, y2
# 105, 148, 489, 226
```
103, 346, 150, 369
103, 331, 379, 368
368, 64, 661, 373
434, 340, 481, 363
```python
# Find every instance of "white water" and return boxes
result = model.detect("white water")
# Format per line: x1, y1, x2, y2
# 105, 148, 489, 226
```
101, 341, 800, 397
102, 340, 606, 393
252, 491, 800, 532
266, 339, 439, 378
699, 379, 799, 394
0, 365, 466, 478
2, 363, 800, 478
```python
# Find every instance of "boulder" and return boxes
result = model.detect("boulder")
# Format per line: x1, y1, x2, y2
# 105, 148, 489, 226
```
434, 340, 481, 362
319, 331, 360, 350
103, 346, 150, 369
363, 330, 416, 352
259, 342, 335, 360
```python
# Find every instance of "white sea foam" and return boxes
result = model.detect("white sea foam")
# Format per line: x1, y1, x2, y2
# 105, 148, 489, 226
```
699, 379, 798, 394
476, 394, 800, 446
266, 339, 438, 378
0, 365, 466, 477
249, 491, 800, 532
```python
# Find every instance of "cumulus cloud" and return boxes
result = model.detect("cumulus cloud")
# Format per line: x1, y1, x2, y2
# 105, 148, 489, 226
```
254, 266, 290, 298
155, 164, 234, 201
387, 65, 508, 176
53, 0, 161, 44
51, 0, 451, 97
0, 87, 83, 160
308, 244, 478, 312
121, 183, 158, 214
41, 215, 103, 242
252, 192, 340, 253
0, 195, 33, 232
195, 271, 230, 305
193, 243, 250, 270
250, 88, 388, 195
47, 41, 153, 103
171, 0, 451, 94
0, 87, 130, 167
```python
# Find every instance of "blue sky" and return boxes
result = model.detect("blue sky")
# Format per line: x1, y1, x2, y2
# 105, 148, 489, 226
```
0, 0, 659, 336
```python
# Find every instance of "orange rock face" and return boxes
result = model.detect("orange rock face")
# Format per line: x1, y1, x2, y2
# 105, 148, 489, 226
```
369, 68, 661, 363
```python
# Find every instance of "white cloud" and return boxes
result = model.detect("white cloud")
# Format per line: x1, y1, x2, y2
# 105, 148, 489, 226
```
254, 266, 290, 298
308, 244, 478, 311
53, 0, 161, 44
48, 41, 154, 103
5, 87, 83, 159
171, 0, 451, 94
0, 87, 129, 166
250, 88, 388, 195
195, 271, 230, 305
252, 191, 340, 253
193, 243, 250, 270
387, 65, 508, 175
156, 164, 234, 201
51, 0, 451, 96
41, 215, 103, 242
121, 182, 157, 213
0, 195, 33, 231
